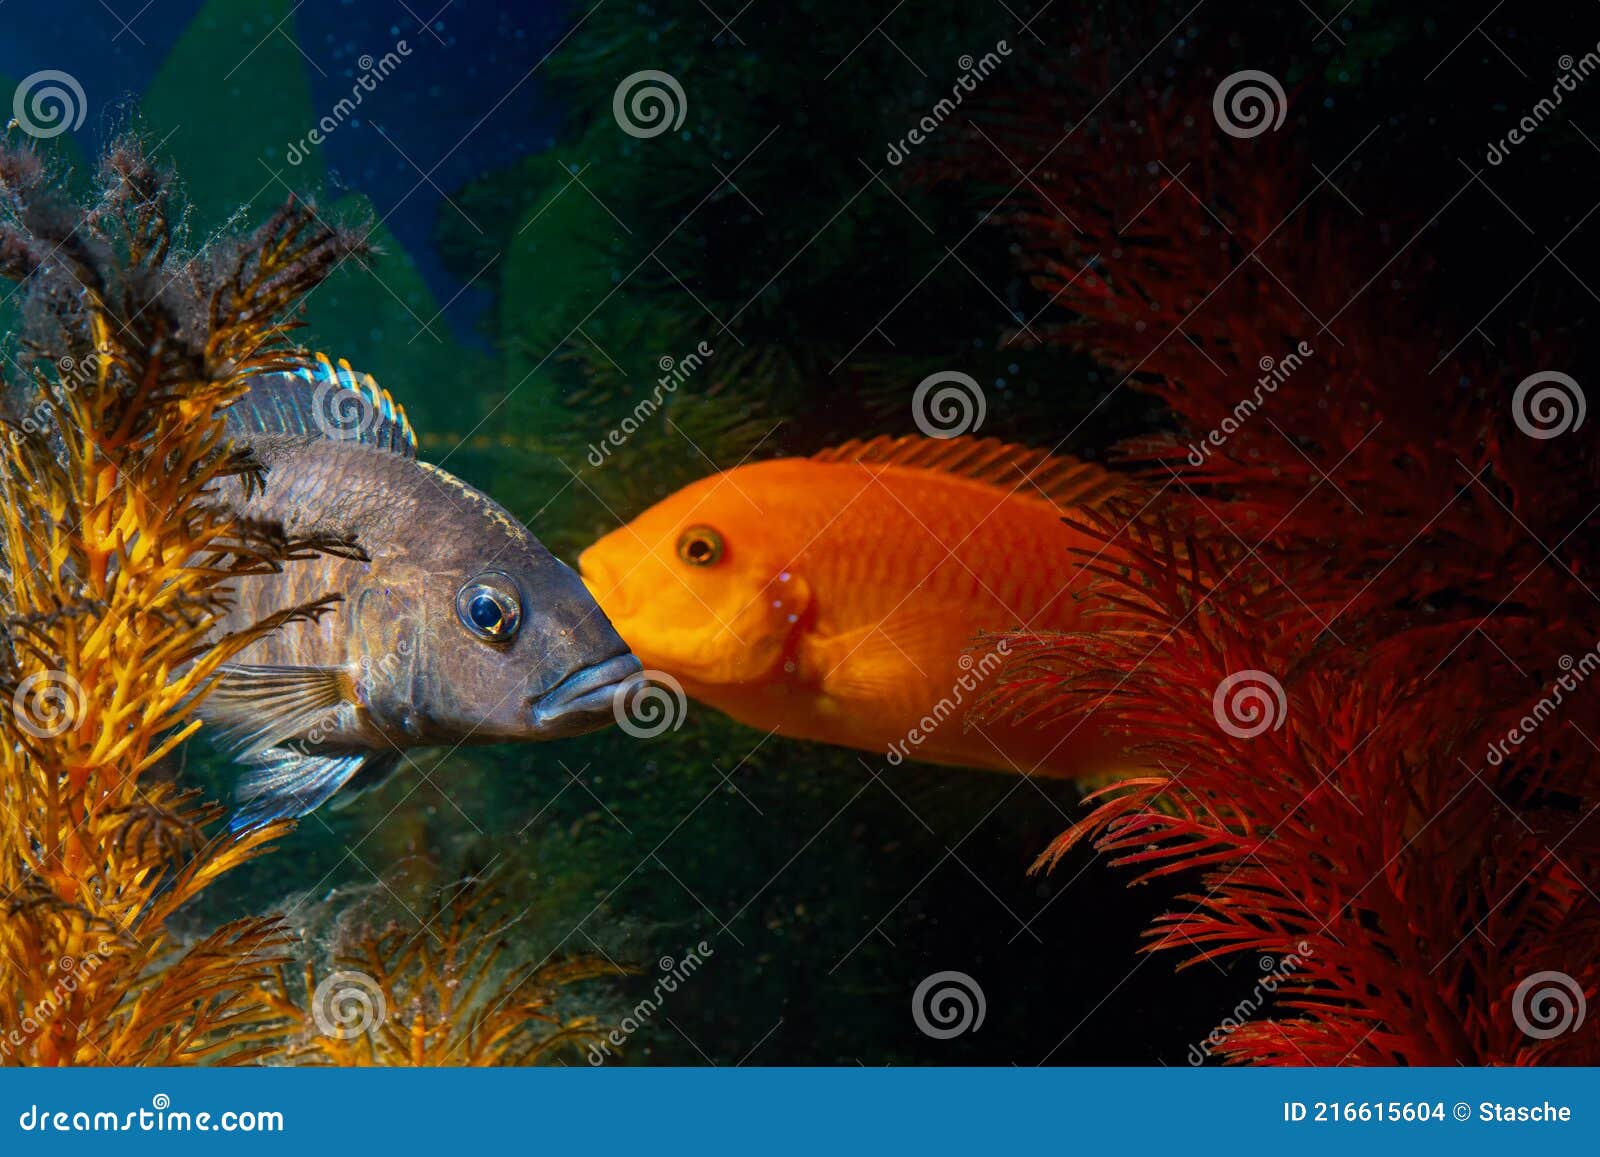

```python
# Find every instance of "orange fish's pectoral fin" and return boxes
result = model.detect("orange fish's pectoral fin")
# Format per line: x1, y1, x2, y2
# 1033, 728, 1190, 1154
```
801, 611, 951, 706
199, 662, 354, 757
812, 435, 1128, 512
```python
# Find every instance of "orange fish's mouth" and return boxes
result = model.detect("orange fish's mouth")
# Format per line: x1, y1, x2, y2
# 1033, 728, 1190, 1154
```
576, 554, 622, 614
577, 555, 670, 669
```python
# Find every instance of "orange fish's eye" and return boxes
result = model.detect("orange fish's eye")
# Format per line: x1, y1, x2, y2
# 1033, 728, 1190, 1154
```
676, 525, 724, 567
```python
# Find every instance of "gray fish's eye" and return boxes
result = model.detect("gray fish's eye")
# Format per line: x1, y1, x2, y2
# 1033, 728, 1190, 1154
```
455, 573, 522, 643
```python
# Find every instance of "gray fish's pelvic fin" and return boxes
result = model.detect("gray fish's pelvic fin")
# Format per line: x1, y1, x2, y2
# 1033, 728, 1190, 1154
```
226, 353, 417, 457
230, 748, 401, 831
329, 753, 405, 809
202, 663, 351, 757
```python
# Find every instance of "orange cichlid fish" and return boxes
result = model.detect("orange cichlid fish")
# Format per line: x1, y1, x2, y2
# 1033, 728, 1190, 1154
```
578, 435, 1140, 778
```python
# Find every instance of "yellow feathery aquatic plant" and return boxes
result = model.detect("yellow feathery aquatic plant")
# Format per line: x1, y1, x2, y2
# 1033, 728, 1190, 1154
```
0, 137, 367, 1065
255, 879, 629, 1066
0, 138, 624, 1067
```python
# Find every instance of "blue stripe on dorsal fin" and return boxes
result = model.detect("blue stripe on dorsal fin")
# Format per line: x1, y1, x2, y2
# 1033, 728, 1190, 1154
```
227, 352, 419, 458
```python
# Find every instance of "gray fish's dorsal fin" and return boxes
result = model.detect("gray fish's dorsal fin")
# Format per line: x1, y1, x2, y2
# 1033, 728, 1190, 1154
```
227, 352, 418, 458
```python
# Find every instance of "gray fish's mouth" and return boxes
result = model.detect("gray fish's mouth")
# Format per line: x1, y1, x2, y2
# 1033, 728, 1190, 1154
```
531, 652, 644, 737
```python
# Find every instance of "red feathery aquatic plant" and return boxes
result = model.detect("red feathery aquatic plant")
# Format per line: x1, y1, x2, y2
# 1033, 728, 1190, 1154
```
959, 73, 1600, 1063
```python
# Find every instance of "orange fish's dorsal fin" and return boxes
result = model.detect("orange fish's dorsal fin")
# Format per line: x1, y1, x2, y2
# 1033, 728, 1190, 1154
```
812, 435, 1126, 512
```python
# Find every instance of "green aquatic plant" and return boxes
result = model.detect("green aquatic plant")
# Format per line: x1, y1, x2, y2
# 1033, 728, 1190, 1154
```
434, 0, 1138, 540
142, 0, 494, 443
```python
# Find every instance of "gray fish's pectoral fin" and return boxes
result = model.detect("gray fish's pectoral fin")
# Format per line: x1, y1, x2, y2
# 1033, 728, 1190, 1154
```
201, 663, 351, 757
229, 748, 399, 831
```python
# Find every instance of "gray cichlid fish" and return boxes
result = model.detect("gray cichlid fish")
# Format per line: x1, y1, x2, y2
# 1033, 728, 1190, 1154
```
202, 354, 641, 830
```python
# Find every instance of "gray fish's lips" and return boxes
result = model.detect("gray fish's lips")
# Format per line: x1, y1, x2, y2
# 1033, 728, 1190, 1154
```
531, 652, 644, 736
